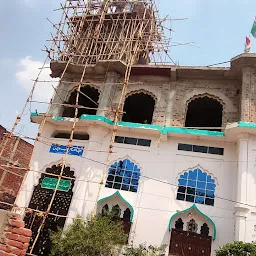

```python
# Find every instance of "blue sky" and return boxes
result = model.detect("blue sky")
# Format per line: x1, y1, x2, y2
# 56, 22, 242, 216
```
1, 0, 256, 139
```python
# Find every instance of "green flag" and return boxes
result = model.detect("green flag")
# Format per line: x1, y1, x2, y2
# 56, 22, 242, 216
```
251, 18, 256, 38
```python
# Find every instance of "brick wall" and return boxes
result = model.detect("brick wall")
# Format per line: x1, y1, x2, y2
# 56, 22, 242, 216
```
0, 210, 32, 256
0, 126, 34, 210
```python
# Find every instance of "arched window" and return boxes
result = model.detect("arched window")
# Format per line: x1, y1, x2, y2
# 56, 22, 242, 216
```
105, 158, 141, 193
123, 208, 131, 221
175, 218, 184, 230
185, 96, 223, 131
62, 85, 100, 118
201, 223, 210, 236
102, 204, 109, 216
24, 164, 75, 255
176, 168, 216, 206
122, 92, 155, 124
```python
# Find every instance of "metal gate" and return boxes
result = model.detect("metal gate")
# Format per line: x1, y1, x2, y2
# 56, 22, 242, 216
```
24, 164, 75, 256
169, 229, 212, 256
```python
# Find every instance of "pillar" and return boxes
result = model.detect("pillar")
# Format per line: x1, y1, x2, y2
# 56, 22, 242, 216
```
97, 72, 120, 119
48, 81, 71, 117
234, 135, 250, 241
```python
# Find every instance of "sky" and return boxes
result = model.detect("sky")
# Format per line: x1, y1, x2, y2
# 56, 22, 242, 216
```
1, 0, 256, 140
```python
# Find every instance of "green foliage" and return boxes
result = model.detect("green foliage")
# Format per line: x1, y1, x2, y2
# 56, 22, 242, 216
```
50, 214, 127, 256
216, 241, 256, 256
123, 244, 167, 256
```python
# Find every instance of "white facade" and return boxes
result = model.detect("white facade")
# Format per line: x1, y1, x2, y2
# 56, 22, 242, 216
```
16, 54, 256, 255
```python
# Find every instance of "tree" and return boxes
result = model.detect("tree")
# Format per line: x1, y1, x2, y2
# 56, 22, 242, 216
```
123, 244, 167, 256
216, 241, 256, 256
50, 214, 127, 256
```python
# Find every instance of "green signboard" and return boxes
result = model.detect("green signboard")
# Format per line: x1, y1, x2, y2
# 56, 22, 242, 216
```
41, 177, 71, 192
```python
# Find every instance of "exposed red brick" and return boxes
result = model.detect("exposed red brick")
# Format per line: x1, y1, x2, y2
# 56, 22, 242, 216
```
0, 212, 32, 256
8, 220, 24, 229
10, 228, 32, 237
5, 233, 18, 241
10, 248, 26, 256
0, 251, 13, 256
7, 240, 24, 250
0, 244, 11, 253
15, 236, 30, 244
0, 125, 33, 210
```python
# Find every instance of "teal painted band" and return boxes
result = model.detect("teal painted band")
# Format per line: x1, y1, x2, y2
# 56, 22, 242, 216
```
163, 127, 224, 137
97, 191, 134, 222
31, 112, 39, 117
31, 112, 225, 137
238, 121, 256, 129
168, 204, 216, 240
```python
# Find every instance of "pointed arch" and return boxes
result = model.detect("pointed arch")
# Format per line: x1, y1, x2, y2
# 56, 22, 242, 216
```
176, 166, 216, 206
24, 164, 76, 255
122, 90, 156, 124
185, 93, 224, 131
125, 89, 158, 102
168, 204, 216, 240
105, 158, 141, 193
62, 85, 100, 118
98, 191, 134, 221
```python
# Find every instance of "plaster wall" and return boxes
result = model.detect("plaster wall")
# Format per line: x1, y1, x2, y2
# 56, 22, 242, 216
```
16, 123, 238, 256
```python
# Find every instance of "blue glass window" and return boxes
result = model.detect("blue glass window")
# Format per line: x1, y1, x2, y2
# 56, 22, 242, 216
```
177, 168, 216, 206
105, 159, 141, 193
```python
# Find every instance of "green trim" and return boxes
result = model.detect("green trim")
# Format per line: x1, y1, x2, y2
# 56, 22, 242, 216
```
163, 127, 224, 137
117, 121, 162, 131
31, 112, 39, 117
168, 204, 216, 240
238, 121, 256, 129
80, 114, 114, 125
30, 113, 224, 137
97, 191, 134, 222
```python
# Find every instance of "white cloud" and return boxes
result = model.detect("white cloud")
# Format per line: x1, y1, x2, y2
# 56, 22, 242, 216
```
16, 56, 57, 102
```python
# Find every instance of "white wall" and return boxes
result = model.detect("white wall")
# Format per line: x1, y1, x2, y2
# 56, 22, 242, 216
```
17, 123, 240, 255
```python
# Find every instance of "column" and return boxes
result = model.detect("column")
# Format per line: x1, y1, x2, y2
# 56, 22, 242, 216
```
97, 72, 120, 119
241, 67, 252, 122
234, 135, 250, 241
48, 81, 71, 117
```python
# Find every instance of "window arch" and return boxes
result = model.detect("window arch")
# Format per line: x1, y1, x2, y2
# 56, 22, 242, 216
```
105, 158, 141, 193
175, 218, 184, 230
24, 164, 75, 255
185, 95, 223, 131
122, 92, 155, 124
62, 85, 100, 118
176, 168, 216, 206
201, 223, 210, 236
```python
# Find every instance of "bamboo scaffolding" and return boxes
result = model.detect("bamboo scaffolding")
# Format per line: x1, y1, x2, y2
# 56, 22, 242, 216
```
0, 0, 176, 254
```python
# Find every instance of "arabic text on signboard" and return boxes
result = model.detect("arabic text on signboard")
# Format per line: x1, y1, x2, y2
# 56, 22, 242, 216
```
41, 177, 71, 192
49, 144, 84, 157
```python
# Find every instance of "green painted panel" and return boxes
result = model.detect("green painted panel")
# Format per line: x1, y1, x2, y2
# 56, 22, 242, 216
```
41, 177, 71, 192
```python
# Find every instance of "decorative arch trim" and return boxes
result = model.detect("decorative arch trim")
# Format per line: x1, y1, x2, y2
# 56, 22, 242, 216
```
186, 93, 225, 107
125, 89, 158, 103
175, 164, 219, 189
110, 155, 143, 173
168, 204, 216, 240
66, 84, 101, 100
97, 191, 134, 222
